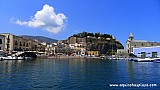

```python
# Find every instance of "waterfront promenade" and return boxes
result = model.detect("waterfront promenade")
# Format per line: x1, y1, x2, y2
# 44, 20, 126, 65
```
48, 55, 104, 59
48, 55, 85, 59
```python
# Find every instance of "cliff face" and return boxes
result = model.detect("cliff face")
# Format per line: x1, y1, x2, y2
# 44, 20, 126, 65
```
63, 32, 124, 55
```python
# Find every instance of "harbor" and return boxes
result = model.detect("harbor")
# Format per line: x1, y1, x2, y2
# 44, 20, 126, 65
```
1, 32, 160, 90
0, 58, 160, 89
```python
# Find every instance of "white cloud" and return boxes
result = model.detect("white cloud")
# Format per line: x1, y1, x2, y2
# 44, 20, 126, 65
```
11, 4, 67, 34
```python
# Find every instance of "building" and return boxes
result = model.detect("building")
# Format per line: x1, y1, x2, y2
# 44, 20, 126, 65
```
41, 42, 56, 55
126, 32, 160, 53
62, 36, 87, 45
0, 35, 5, 53
1, 33, 15, 54
133, 46, 160, 58
117, 49, 127, 55
68, 43, 86, 56
87, 51, 100, 56
0, 33, 40, 54
13, 35, 32, 51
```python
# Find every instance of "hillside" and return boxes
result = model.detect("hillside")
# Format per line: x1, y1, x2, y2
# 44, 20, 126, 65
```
20, 35, 58, 43
65, 32, 124, 55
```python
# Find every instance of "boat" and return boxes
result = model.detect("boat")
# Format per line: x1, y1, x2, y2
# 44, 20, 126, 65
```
134, 58, 155, 62
0, 51, 36, 61
85, 56, 100, 59
117, 57, 126, 60
153, 58, 160, 63
128, 57, 138, 61
100, 56, 107, 59
25, 57, 33, 60
0, 56, 33, 60
109, 57, 118, 60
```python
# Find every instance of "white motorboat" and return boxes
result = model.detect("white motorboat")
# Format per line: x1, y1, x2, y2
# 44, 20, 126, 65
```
25, 57, 33, 60
134, 58, 155, 62
0, 56, 24, 60
153, 58, 160, 63
0, 56, 33, 60
100, 56, 107, 59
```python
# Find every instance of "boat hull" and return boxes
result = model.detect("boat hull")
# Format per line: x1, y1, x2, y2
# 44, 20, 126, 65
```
134, 58, 155, 62
0, 56, 33, 60
154, 58, 160, 63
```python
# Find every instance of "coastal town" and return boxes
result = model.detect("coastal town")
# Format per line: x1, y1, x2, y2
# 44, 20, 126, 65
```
0, 32, 160, 61
1, 0, 160, 89
0, 32, 122, 59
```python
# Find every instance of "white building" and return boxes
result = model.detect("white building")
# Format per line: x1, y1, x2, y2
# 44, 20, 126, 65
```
41, 42, 57, 55
117, 49, 127, 54
69, 44, 75, 49
133, 46, 160, 58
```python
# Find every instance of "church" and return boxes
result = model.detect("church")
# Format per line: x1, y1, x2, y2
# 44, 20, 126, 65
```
126, 33, 160, 54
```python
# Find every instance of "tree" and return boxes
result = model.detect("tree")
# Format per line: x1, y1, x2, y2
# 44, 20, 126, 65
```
100, 34, 111, 39
87, 33, 94, 37
81, 31, 88, 37
77, 33, 81, 38
116, 42, 124, 49
89, 44, 96, 51
73, 34, 77, 37
95, 32, 100, 38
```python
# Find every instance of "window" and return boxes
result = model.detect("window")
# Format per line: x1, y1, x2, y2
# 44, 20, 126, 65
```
23, 42, 25, 46
0, 39, 2, 44
152, 52, 158, 58
131, 47, 133, 52
7, 40, 10, 44
0, 47, 1, 50
151, 43, 153, 46
141, 52, 146, 58
15, 41, 18, 45
7, 35, 10, 43
26, 43, 28, 47
7, 44, 10, 49
20, 42, 22, 46
142, 43, 143, 46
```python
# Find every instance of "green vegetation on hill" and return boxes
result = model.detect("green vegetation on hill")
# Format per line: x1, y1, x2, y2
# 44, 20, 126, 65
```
72, 31, 112, 39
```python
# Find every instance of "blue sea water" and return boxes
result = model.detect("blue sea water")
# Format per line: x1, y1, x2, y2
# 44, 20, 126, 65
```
0, 58, 160, 90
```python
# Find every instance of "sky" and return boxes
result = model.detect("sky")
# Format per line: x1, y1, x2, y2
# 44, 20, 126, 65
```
0, 0, 160, 47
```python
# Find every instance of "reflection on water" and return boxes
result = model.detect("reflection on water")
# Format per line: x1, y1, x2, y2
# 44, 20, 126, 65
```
126, 60, 135, 83
0, 59, 160, 89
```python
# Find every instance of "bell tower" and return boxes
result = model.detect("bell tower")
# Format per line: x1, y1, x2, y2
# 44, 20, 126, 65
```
129, 32, 134, 41
126, 32, 134, 54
